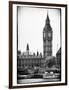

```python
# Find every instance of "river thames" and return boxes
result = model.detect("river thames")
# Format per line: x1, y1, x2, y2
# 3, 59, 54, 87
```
18, 78, 60, 84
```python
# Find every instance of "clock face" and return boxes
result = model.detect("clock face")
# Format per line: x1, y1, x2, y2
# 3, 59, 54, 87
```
48, 33, 51, 37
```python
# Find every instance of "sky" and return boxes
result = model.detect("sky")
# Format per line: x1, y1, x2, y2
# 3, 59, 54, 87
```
18, 5, 61, 56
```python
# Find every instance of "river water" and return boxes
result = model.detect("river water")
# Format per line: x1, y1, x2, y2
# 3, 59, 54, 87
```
17, 78, 60, 84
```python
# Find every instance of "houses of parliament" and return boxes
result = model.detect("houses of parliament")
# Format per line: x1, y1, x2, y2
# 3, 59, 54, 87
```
17, 13, 61, 69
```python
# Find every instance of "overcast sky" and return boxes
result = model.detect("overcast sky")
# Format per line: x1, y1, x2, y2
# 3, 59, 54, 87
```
18, 6, 61, 56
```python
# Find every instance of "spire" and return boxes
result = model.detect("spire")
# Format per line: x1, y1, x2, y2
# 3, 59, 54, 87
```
26, 43, 29, 51
37, 51, 39, 56
43, 10, 52, 32
46, 11, 50, 24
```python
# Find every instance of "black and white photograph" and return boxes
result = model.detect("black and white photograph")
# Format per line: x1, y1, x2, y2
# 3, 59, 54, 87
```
9, 1, 67, 88
17, 6, 61, 84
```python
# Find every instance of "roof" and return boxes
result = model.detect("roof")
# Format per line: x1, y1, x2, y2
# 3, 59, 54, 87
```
56, 48, 61, 55
46, 13, 50, 22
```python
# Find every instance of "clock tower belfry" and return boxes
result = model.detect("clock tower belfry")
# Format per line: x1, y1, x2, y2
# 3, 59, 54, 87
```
43, 12, 53, 58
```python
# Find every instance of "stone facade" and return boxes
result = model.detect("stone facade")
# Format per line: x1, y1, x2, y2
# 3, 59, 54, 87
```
56, 48, 61, 68
43, 13, 52, 58
17, 44, 44, 69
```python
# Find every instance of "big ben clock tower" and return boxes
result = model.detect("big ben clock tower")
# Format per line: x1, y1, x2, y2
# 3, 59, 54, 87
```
43, 13, 53, 58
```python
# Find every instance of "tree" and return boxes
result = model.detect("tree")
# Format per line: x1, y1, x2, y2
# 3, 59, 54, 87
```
46, 57, 56, 68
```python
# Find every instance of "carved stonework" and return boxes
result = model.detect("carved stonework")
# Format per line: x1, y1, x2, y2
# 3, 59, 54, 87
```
43, 13, 53, 58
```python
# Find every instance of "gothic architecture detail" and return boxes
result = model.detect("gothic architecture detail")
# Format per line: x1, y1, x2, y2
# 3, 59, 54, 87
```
18, 12, 53, 70
17, 10, 61, 82
43, 13, 53, 58
26, 44, 29, 55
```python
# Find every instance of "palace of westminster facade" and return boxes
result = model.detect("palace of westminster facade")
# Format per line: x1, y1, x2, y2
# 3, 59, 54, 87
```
17, 13, 61, 69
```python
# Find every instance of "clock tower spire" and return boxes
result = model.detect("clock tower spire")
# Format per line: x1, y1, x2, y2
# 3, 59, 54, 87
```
43, 12, 53, 58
